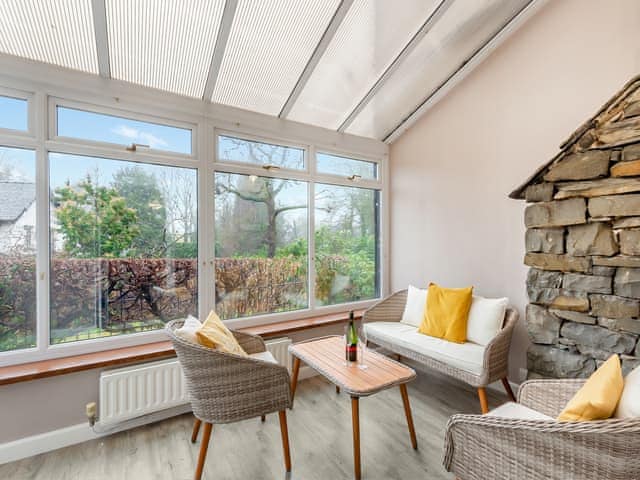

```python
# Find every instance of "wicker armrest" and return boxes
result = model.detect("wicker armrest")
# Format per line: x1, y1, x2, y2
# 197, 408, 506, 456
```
363, 289, 408, 323
481, 308, 518, 383
444, 413, 640, 479
517, 378, 586, 417
232, 330, 266, 354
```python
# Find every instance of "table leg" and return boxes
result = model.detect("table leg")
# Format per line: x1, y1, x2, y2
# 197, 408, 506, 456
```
351, 396, 361, 480
290, 357, 301, 406
399, 384, 417, 449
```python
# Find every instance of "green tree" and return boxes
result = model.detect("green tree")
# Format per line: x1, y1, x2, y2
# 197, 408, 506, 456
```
112, 167, 167, 257
53, 176, 140, 258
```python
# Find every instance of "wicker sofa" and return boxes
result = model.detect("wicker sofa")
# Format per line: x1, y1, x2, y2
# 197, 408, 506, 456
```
444, 378, 640, 479
362, 289, 518, 413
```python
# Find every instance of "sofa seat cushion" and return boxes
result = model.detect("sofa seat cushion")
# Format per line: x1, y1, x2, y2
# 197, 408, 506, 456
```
250, 351, 278, 364
364, 322, 486, 375
488, 402, 553, 421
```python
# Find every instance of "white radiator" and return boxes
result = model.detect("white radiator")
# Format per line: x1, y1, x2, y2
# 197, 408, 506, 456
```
99, 358, 189, 425
265, 337, 292, 372
99, 338, 292, 425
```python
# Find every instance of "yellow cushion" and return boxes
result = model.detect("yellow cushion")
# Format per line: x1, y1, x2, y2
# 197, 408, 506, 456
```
418, 283, 473, 343
196, 310, 248, 357
558, 354, 624, 422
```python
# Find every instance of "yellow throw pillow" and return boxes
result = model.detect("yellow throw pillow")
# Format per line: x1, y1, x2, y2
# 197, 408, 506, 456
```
418, 283, 473, 343
558, 354, 624, 422
196, 310, 248, 357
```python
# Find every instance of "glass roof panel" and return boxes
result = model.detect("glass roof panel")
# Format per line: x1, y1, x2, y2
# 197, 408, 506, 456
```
287, 0, 439, 130
107, 0, 225, 98
346, 0, 529, 140
212, 0, 341, 116
0, 0, 98, 73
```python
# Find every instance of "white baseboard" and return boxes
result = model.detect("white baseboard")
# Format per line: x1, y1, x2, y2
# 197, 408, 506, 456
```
0, 422, 99, 465
0, 404, 191, 465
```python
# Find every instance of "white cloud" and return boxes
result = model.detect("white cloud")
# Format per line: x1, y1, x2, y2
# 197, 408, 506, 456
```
111, 124, 169, 149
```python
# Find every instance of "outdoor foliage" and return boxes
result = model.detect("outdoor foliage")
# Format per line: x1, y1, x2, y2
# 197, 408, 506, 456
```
53, 177, 140, 258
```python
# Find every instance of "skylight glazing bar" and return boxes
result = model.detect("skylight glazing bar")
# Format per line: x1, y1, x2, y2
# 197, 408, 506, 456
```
203, 0, 238, 101
383, 0, 542, 143
278, 0, 354, 119
91, 0, 110, 78
337, 0, 454, 133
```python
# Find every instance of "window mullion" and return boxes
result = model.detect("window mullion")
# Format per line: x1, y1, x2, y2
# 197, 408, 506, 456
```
308, 145, 317, 312
35, 91, 49, 353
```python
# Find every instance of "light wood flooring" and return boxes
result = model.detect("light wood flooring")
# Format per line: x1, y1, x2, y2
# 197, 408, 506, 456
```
1, 369, 507, 480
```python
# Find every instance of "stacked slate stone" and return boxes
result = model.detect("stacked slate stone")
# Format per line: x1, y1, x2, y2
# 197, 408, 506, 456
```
510, 76, 640, 379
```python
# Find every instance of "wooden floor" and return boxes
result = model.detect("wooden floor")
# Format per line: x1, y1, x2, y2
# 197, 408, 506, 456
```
1, 369, 507, 480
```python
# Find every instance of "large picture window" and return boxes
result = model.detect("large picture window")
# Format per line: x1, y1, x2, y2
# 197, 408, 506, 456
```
0, 93, 384, 365
214, 171, 308, 319
0, 146, 36, 352
49, 153, 197, 344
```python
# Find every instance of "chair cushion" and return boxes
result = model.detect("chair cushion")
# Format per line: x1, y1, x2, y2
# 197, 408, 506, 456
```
364, 322, 486, 375
488, 402, 553, 421
615, 364, 640, 418
250, 351, 278, 364
196, 310, 248, 357
558, 354, 623, 422
175, 315, 202, 344
401, 285, 427, 328
418, 283, 473, 343
466, 296, 508, 346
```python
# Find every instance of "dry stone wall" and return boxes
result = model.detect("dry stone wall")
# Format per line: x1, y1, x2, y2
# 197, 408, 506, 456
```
521, 78, 640, 379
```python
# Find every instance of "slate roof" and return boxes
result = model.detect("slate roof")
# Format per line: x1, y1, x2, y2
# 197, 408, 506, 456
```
509, 74, 640, 199
0, 182, 36, 222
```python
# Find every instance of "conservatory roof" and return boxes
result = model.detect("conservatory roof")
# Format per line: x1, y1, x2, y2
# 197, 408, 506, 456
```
0, 0, 542, 143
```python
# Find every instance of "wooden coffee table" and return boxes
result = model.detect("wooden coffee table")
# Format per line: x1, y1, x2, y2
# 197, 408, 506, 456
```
288, 335, 417, 480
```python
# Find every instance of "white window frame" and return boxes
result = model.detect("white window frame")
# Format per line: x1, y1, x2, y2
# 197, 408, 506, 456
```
212, 129, 384, 330
0, 62, 388, 367
0, 86, 35, 138
49, 97, 197, 161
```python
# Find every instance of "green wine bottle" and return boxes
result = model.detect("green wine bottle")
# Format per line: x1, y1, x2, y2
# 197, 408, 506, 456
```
346, 311, 358, 362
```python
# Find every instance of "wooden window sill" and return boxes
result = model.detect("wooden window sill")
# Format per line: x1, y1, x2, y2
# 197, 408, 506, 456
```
0, 309, 364, 386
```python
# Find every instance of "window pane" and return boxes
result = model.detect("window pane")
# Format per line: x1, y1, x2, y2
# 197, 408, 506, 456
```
315, 184, 379, 306
217, 135, 305, 170
214, 172, 308, 319
0, 96, 28, 131
57, 107, 192, 154
0, 146, 36, 352
317, 152, 377, 180
49, 153, 198, 344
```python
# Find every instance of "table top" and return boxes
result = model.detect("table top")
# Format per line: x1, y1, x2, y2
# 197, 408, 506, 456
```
289, 335, 416, 397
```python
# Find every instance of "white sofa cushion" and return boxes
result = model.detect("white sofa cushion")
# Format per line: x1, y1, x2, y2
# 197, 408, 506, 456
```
250, 351, 278, 364
488, 402, 553, 421
175, 315, 202, 344
401, 285, 427, 328
364, 322, 486, 375
466, 296, 508, 346
615, 365, 640, 418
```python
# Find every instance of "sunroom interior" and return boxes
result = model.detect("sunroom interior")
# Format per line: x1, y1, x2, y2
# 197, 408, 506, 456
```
1, 1, 640, 479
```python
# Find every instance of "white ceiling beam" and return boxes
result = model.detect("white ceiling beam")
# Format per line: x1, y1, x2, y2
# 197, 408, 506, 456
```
337, 0, 455, 133
203, 0, 238, 101
383, 0, 548, 143
91, 0, 110, 78
278, 0, 354, 119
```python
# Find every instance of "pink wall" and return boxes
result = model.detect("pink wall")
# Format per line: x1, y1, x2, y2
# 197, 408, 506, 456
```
389, 0, 640, 381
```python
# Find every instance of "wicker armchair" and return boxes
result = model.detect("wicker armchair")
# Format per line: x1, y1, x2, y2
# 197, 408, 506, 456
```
363, 289, 518, 413
444, 379, 640, 479
165, 320, 293, 480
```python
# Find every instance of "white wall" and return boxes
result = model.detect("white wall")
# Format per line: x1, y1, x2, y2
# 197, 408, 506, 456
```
389, 0, 640, 380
